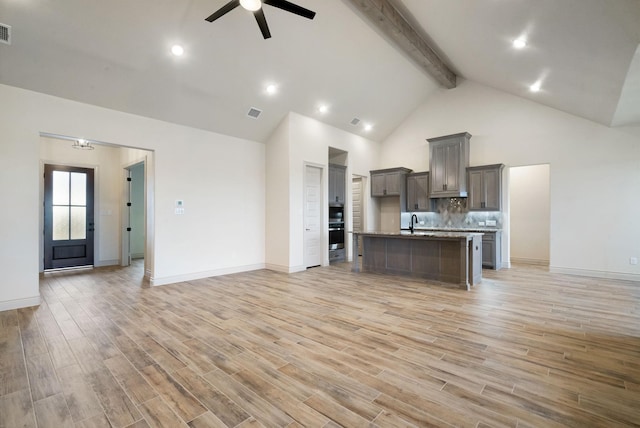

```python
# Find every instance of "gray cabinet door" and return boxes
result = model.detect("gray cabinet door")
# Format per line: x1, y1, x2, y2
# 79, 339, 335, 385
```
444, 141, 462, 193
483, 168, 501, 210
430, 144, 447, 196
468, 169, 485, 210
407, 173, 431, 211
384, 171, 402, 195
371, 173, 387, 196
428, 133, 470, 198
481, 231, 502, 269
329, 164, 346, 204
370, 168, 412, 197
468, 164, 504, 211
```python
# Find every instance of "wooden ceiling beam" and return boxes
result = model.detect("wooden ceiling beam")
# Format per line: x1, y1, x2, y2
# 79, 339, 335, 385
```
345, 0, 457, 89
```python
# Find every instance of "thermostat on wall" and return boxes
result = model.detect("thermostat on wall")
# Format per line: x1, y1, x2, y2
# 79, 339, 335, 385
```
175, 200, 185, 215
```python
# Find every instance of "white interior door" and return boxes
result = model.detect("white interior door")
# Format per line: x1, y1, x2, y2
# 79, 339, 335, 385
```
304, 165, 322, 268
352, 176, 364, 256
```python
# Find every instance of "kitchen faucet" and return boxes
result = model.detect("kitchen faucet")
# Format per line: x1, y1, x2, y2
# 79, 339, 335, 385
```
409, 214, 418, 233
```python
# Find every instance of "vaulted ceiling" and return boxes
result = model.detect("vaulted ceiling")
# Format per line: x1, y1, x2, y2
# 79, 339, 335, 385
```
1, 0, 639, 143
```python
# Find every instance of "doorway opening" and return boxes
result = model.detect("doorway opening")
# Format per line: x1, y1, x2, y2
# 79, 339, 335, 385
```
122, 161, 146, 266
352, 175, 366, 257
39, 133, 154, 281
509, 164, 550, 266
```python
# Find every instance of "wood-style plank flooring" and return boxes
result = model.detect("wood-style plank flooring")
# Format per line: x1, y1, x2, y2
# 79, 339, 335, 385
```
1, 260, 639, 427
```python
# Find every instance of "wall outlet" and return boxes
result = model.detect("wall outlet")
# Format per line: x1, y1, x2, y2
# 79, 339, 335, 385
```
631, 257, 638, 265
486, 220, 496, 226
478, 221, 485, 226
419, 220, 424, 225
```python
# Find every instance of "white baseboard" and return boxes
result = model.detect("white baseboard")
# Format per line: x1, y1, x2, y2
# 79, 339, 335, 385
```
264, 263, 306, 273
0, 295, 41, 312
550, 266, 640, 282
151, 263, 266, 286
94, 259, 120, 267
511, 257, 549, 266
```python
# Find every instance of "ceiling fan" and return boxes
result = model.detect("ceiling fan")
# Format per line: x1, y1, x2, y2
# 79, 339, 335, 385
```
205, 0, 316, 39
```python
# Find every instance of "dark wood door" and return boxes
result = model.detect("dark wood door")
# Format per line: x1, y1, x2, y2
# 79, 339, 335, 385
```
44, 164, 95, 269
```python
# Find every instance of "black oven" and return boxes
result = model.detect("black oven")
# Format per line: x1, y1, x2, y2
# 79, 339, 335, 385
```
329, 206, 344, 250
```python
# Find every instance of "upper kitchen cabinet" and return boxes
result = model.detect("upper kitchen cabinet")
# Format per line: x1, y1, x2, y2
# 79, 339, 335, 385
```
329, 164, 346, 206
370, 167, 412, 197
406, 172, 433, 212
468, 164, 504, 211
428, 132, 471, 198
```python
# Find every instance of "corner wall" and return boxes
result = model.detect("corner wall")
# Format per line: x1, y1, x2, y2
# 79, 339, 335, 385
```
265, 112, 381, 272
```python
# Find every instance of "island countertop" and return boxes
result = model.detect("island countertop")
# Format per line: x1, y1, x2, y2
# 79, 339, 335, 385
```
351, 230, 484, 240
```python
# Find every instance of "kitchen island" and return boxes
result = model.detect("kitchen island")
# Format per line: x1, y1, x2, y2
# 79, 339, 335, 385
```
351, 231, 482, 290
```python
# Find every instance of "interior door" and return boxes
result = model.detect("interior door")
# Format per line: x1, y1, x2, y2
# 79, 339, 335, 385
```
304, 165, 322, 268
352, 177, 364, 256
44, 164, 95, 269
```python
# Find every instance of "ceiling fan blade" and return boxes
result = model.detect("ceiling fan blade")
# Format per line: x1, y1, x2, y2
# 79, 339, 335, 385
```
263, 0, 316, 20
254, 8, 272, 39
205, 0, 240, 22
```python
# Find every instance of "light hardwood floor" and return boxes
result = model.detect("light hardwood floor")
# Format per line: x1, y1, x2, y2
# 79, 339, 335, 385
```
1, 260, 639, 427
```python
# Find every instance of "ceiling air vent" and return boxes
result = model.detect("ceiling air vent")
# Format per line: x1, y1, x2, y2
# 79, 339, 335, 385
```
0, 23, 11, 45
350, 117, 361, 126
247, 107, 262, 119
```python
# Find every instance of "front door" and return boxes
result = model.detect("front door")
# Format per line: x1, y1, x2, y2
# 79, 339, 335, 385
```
44, 164, 95, 269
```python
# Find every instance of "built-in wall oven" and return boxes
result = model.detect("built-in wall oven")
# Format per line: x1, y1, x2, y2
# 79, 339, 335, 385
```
329, 206, 344, 250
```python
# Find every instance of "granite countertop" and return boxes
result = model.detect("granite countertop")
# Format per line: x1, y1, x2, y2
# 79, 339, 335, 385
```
351, 230, 483, 239
402, 227, 502, 233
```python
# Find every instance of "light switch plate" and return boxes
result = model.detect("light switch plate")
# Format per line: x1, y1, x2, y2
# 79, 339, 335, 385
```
486, 220, 497, 226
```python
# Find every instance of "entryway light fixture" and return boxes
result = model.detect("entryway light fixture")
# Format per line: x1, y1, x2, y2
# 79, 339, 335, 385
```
72, 139, 95, 150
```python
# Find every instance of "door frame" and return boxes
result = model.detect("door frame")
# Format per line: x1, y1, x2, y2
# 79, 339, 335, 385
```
43, 164, 95, 270
121, 160, 147, 267
39, 160, 99, 272
303, 162, 325, 268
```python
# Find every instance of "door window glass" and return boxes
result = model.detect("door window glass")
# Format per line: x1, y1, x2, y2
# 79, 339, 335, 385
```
52, 171, 87, 241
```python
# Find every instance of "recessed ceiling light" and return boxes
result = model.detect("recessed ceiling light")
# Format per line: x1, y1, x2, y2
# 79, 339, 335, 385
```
171, 45, 184, 56
266, 84, 277, 95
318, 105, 329, 114
363, 123, 373, 132
530, 81, 541, 92
513, 37, 527, 49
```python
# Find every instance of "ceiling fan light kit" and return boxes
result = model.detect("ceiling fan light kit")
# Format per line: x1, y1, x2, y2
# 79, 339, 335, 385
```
240, 0, 262, 11
205, 0, 316, 39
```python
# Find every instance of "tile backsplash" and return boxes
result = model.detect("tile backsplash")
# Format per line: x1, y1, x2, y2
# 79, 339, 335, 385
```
400, 198, 503, 229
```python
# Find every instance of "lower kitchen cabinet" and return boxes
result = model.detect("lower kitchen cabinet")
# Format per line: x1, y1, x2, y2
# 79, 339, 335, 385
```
329, 248, 345, 263
482, 231, 502, 270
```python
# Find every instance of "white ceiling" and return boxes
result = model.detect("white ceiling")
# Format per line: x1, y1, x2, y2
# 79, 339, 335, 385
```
1, 0, 639, 143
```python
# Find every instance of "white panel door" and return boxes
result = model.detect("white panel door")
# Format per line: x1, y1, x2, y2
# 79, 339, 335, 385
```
352, 177, 364, 256
304, 165, 322, 268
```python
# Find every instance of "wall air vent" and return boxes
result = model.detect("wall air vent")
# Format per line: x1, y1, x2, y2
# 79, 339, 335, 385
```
350, 117, 361, 126
0, 23, 11, 45
247, 107, 262, 119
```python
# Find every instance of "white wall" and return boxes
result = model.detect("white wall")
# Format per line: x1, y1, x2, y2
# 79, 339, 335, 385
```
381, 80, 640, 280
0, 83, 266, 311
265, 115, 291, 271
509, 164, 551, 265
